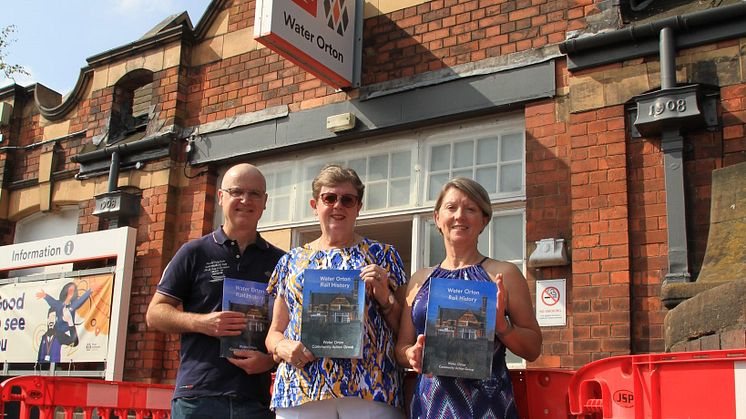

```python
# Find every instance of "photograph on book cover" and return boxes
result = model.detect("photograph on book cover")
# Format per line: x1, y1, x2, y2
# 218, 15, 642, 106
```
220, 277, 273, 357
301, 269, 364, 358
423, 277, 497, 379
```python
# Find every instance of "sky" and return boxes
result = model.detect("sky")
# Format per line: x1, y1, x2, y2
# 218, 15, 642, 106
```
1, 0, 212, 95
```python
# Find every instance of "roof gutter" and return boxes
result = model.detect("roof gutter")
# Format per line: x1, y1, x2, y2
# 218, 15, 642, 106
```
559, 2, 746, 71
71, 132, 172, 164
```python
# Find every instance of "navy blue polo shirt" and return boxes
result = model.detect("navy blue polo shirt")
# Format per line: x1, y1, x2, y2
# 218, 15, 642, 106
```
156, 228, 285, 403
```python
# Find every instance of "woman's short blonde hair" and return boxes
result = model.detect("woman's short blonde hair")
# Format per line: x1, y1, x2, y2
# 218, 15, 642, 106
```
311, 164, 365, 201
434, 177, 493, 220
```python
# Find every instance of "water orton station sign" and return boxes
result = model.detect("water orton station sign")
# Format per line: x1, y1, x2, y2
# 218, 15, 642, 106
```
255, 0, 361, 89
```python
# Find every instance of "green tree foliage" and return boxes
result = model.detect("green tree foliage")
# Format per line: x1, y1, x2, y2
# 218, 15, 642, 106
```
1, 25, 28, 80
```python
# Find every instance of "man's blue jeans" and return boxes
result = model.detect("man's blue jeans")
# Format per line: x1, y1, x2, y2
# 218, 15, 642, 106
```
172, 395, 274, 419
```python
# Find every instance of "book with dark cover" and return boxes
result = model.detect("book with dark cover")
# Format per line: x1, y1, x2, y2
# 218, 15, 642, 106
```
423, 278, 497, 379
220, 277, 273, 358
301, 269, 364, 358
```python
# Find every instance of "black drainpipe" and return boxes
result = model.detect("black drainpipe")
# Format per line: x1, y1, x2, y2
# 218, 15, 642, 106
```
94, 148, 139, 229
72, 134, 172, 229
107, 151, 120, 193
628, 30, 719, 285
559, 3, 746, 71
656, 27, 690, 284
562, 6, 724, 285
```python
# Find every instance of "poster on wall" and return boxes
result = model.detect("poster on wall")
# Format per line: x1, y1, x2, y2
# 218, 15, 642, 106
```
535, 279, 566, 327
0, 273, 114, 363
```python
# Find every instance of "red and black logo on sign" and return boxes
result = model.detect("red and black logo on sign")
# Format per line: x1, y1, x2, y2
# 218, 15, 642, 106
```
613, 390, 634, 408
292, 0, 317, 17
323, 0, 350, 36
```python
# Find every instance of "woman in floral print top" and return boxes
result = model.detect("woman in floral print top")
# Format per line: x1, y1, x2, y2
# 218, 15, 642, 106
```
266, 164, 407, 418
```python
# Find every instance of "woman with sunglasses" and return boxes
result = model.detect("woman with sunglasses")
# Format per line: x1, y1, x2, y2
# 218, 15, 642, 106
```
396, 177, 542, 419
266, 164, 407, 418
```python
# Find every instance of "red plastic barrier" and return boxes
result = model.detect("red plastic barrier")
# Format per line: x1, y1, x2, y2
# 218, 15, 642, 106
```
402, 368, 575, 418
511, 369, 575, 419
0, 375, 173, 419
568, 349, 746, 419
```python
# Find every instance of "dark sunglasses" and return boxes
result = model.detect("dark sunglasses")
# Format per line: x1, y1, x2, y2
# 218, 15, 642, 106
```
319, 192, 360, 208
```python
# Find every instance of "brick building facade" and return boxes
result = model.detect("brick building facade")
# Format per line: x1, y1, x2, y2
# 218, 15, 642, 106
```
1, 0, 744, 383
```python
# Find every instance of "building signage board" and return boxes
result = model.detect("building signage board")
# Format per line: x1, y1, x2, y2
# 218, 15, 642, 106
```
0, 227, 136, 380
0, 273, 114, 363
536, 279, 566, 327
0, 229, 126, 272
254, 0, 360, 88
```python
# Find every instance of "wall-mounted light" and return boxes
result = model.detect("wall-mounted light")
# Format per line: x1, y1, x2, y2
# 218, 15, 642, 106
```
528, 238, 569, 268
326, 112, 356, 133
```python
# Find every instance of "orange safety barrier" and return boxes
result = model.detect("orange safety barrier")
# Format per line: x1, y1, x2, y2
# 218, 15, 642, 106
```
568, 348, 746, 419
511, 369, 575, 419
0, 375, 173, 419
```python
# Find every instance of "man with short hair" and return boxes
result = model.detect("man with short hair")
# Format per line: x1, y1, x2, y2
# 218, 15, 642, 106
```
147, 163, 285, 419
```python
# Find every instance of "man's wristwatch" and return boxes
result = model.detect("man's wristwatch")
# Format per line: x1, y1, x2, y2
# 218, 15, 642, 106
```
496, 315, 514, 338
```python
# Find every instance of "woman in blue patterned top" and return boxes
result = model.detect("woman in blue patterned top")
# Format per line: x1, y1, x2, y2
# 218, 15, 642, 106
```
396, 177, 542, 419
266, 164, 407, 418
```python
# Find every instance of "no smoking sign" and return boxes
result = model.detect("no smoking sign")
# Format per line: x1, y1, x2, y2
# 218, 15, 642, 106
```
542, 286, 561, 306
536, 279, 566, 326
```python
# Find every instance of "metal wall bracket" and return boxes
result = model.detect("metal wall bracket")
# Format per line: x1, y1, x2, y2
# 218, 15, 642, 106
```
631, 84, 720, 138
528, 238, 569, 268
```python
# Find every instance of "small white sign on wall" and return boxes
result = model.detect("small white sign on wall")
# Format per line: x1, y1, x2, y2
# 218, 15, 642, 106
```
536, 279, 566, 327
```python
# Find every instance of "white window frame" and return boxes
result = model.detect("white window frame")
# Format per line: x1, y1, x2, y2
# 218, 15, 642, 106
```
259, 160, 299, 224
291, 139, 418, 222
422, 115, 525, 205
215, 113, 525, 232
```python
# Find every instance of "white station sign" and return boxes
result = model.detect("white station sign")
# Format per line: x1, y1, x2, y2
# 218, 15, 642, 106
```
255, 0, 359, 88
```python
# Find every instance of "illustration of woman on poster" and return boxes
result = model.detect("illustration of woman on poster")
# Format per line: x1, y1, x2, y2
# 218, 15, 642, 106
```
36, 282, 95, 347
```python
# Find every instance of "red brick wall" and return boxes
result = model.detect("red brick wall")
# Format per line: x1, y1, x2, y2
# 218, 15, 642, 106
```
184, 0, 596, 125
87, 87, 115, 141
56, 133, 86, 174
77, 199, 100, 233
152, 68, 183, 127
10, 112, 43, 182
362, 0, 584, 85
626, 122, 667, 353
568, 105, 631, 368
525, 98, 573, 368
135, 168, 218, 382
185, 47, 337, 126
124, 182, 181, 381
